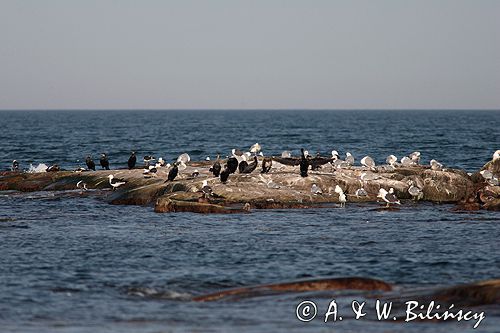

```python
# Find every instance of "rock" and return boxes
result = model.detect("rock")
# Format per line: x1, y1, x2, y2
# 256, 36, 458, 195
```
0, 158, 483, 213
192, 277, 392, 302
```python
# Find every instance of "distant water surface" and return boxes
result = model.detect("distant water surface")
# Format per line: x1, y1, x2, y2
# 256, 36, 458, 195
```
0, 110, 499, 333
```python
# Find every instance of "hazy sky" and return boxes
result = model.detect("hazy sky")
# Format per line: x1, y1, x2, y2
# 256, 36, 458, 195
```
1, 0, 499, 110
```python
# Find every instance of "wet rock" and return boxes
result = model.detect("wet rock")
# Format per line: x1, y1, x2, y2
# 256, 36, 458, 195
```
192, 277, 392, 302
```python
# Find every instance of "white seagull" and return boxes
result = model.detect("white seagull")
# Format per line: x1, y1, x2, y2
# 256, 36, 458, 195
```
430, 159, 443, 170
311, 183, 322, 195
386, 155, 397, 166
345, 152, 354, 166
334, 185, 347, 207
493, 150, 500, 161
361, 156, 376, 170
250, 143, 262, 154
76, 180, 88, 191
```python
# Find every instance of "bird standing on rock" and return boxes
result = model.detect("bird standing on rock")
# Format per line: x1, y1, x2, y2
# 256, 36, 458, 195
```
11, 160, 19, 171
210, 155, 222, 177
227, 156, 238, 174
377, 188, 401, 207
100, 153, 110, 170
299, 148, 309, 177
165, 163, 179, 182
220, 165, 230, 183
128, 152, 136, 169
108, 174, 126, 190
86, 155, 95, 171
242, 156, 258, 174
261, 156, 272, 173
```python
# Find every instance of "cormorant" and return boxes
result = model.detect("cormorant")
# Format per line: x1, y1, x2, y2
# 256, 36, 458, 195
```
242, 156, 258, 174
261, 156, 272, 173
299, 148, 309, 177
220, 165, 230, 183
128, 152, 137, 169
166, 163, 179, 182
238, 156, 249, 173
86, 155, 95, 171
227, 156, 238, 174
100, 153, 110, 170
210, 155, 222, 177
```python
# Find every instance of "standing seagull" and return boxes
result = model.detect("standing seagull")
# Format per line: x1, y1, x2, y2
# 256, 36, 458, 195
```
334, 185, 346, 207
377, 188, 401, 207
361, 156, 376, 170
100, 153, 110, 170
345, 152, 354, 166
409, 151, 421, 165
128, 152, 137, 169
493, 150, 500, 161
11, 160, 19, 171
108, 175, 126, 190
250, 143, 261, 154
86, 155, 96, 171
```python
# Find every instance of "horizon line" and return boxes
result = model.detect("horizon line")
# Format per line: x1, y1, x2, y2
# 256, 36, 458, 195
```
0, 108, 499, 112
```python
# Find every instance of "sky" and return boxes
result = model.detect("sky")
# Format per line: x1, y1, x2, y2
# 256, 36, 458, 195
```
0, 0, 499, 110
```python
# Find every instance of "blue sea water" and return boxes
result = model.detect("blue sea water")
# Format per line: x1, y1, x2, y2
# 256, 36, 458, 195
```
0, 110, 499, 333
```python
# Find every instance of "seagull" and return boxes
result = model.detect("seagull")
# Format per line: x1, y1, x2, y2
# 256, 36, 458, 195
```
430, 159, 443, 170
250, 143, 261, 154
345, 152, 354, 166
143, 155, 155, 167
85, 155, 96, 171
76, 180, 88, 191
177, 153, 191, 164
400, 156, 412, 166
205, 156, 211, 161
334, 185, 346, 207
311, 183, 322, 195
108, 174, 126, 190
494, 150, 500, 161
386, 155, 397, 166
157, 157, 166, 167
201, 180, 213, 197
407, 181, 423, 200
143, 165, 158, 176
480, 170, 493, 180
100, 153, 110, 170
331, 150, 340, 160
191, 169, 200, 178
281, 151, 292, 158
11, 160, 19, 171
377, 188, 401, 207
360, 156, 376, 170
355, 187, 368, 198
409, 151, 421, 165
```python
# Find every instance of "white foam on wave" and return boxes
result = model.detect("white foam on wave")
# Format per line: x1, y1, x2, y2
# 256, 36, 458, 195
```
28, 163, 48, 173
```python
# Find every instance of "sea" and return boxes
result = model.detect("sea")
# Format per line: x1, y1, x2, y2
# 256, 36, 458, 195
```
0, 110, 499, 333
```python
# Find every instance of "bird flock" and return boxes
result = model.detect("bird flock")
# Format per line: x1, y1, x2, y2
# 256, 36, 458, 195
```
8, 148, 500, 209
